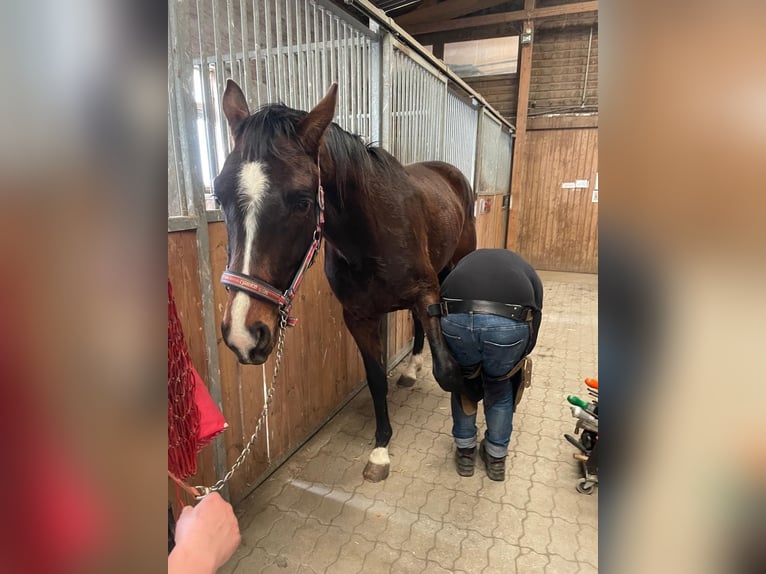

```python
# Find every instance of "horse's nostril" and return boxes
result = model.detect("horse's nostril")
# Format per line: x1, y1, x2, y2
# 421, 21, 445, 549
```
249, 322, 271, 352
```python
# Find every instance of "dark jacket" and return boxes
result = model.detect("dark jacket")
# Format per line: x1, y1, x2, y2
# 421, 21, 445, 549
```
440, 249, 543, 355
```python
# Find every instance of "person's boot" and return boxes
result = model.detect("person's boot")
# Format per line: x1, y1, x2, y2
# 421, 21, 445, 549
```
455, 446, 476, 477
480, 440, 506, 481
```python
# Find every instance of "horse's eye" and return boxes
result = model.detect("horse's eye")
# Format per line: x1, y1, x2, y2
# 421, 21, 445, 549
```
294, 199, 312, 214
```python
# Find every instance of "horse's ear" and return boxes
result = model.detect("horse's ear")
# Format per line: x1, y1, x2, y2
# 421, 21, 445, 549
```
222, 80, 250, 130
298, 83, 338, 154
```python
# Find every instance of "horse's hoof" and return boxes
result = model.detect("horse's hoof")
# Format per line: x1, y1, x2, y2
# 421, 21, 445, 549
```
396, 374, 416, 388
363, 461, 390, 482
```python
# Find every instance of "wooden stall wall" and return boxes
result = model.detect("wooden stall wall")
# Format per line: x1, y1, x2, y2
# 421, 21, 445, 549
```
514, 127, 598, 273
475, 195, 509, 249
169, 224, 366, 505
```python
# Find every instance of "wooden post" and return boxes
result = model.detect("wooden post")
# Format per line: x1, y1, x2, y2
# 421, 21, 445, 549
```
506, 16, 534, 251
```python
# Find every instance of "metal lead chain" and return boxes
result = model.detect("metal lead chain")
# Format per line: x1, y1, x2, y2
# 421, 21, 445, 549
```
195, 310, 289, 499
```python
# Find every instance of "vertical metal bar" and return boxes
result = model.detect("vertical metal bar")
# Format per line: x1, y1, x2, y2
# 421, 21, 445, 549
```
239, 0, 250, 107
341, 22, 349, 129
252, 0, 262, 107
313, 3, 321, 102
320, 7, 328, 94
352, 30, 359, 133
275, 0, 284, 99
196, 0, 219, 185
401, 54, 406, 157
418, 70, 425, 160
328, 13, 335, 94
473, 106, 484, 194
414, 65, 421, 162
356, 30, 362, 134
352, 31, 357, 133
425, 75, 432, 160
408, 59, 416, 163
404, 58, 411, 162
226, 0, 237, 87
303, 0, 312, 106
167, 28, 186, 218
292, 0, 302, 110
285, 0, 295, 106
376, 30, 389, 150
364, 35, 369, 137
397, 53, 404, 161
422, 70, 428, 160
263, 0, 274, 101
211, 0, 229, 157
169, 0, 228, 498
441, 78, 449, 159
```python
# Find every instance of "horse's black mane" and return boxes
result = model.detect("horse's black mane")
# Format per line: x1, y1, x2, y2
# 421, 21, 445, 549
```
237, 103, 405, 202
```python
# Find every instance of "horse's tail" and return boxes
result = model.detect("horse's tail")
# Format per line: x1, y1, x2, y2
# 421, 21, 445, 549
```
458, 170, 476, 221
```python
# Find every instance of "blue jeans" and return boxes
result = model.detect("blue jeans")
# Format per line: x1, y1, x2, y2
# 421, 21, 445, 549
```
441, 313, 530, 458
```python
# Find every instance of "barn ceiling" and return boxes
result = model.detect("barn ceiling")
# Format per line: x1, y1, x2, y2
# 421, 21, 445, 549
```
367, 0, 597, 45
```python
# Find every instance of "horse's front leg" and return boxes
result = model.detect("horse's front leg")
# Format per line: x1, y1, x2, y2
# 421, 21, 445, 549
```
343, 311, 392, 482
414, 289, 464, 393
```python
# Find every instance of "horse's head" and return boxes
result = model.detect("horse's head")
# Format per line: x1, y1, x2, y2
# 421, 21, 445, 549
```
214, 80, 337, 364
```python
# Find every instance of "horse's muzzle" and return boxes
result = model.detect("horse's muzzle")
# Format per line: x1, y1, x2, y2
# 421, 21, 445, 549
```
221, 320, 273, 365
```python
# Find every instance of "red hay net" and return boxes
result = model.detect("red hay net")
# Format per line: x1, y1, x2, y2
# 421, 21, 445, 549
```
168, 279, 227, 481
168, 279, 200, 479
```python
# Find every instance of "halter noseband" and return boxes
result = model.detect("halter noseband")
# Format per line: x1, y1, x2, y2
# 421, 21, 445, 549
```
220, 157, 326, 327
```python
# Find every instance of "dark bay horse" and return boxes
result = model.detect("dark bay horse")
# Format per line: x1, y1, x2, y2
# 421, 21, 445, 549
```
214, 80, 476, 481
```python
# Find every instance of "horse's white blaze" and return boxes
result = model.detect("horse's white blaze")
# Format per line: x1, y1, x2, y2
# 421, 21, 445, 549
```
403, 353, 424, 380
368, 447, 390, 466
228, 162, 269, 355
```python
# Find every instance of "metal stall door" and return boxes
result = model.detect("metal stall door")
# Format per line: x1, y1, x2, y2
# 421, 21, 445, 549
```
474, 110, 509, 248
388, 42, 448, 165
186, 0, 379, 197
444, 88, 480, 187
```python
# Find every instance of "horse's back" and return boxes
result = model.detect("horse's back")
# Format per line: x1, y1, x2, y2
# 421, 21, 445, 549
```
404, 161, 475, 219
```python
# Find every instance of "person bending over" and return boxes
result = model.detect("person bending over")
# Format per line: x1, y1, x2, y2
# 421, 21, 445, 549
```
429, 249, 543, 481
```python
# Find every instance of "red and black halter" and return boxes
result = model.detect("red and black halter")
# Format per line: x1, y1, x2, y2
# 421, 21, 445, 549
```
220, 158, 326, 327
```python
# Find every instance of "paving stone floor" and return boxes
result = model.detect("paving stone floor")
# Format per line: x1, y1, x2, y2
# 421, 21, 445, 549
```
221, 271, 598, 573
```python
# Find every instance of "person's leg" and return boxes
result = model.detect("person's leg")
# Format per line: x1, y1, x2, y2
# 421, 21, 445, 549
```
451, 391, 478, 476
440, 314, 481, 475
451, 391, 478, 449
482, 380, 516, 457
474, 316, 530, 480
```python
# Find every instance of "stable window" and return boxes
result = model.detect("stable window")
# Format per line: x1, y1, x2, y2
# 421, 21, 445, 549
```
443, 37, 519, 77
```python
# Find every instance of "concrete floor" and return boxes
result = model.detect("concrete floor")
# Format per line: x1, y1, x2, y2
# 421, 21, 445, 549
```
221, 271, 598, 573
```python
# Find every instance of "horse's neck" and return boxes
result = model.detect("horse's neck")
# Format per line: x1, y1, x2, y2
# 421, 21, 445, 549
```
320, 137, 403, 265
323, 180, 382, 266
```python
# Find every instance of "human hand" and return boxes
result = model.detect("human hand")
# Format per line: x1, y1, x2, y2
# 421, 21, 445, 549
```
169, 493, 241, 574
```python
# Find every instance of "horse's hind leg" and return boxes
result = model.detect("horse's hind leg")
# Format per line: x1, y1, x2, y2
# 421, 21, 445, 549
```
396, 315, 424, 388
343, 310, 392, 482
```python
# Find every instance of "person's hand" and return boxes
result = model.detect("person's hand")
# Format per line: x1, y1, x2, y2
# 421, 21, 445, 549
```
169, 493, 241, 574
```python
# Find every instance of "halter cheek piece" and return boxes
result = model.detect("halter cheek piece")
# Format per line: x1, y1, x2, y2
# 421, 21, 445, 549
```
220, 156, 326, 328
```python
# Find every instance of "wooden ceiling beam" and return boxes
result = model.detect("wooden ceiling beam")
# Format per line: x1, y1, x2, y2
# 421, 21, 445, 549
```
397, 0, 517, 27
407, 0, 598, 35
415, 24, 521, 45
